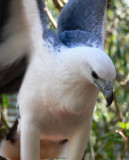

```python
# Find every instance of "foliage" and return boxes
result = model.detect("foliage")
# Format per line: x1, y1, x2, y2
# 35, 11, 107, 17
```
0, 0, 129, 160
87, 0, 129, 159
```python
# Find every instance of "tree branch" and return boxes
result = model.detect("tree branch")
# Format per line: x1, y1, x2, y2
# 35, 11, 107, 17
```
116, 70, 129, 92
44, 1, 57, 28
62, 0, 68, 5
53, 0, 64, 11
113, 95, 123, 122
115, 130, 128, 160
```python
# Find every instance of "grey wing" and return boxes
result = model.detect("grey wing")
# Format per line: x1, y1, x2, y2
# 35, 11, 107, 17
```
57, 0, 108, 43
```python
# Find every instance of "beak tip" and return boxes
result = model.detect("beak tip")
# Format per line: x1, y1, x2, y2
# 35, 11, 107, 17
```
106, 93, 114, 107
106, 103, 111, 108
102, 81, 114, 107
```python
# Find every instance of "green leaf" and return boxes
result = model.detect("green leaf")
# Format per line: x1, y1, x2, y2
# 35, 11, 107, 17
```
2, 94, 9, 109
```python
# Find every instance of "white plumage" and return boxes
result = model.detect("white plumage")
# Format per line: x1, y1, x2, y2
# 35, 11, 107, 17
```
19, 44, 115, 160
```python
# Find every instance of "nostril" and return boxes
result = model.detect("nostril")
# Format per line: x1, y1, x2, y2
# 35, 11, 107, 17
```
105, 81, 113, 89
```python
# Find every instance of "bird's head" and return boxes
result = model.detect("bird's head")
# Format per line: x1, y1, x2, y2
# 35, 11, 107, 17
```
82, 47, 116, 107
59, 46, 116, 107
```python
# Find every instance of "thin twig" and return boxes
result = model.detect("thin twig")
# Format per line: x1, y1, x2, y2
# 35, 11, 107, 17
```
113, 95, 123, 122
116, 71, 129, 92
44, 1, 57, 28
53, 0, 64, 10
90, 140, 95, 160
62, 0, 68, 4
82, 149, 87, 160
115, 130, 128, 160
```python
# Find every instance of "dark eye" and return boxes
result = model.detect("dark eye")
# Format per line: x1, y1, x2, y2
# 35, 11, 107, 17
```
92, 71, 99, 79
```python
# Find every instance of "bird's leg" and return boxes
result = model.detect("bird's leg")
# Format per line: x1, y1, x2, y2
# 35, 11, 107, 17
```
20, 115, 40, 160
67, 124, 92, 160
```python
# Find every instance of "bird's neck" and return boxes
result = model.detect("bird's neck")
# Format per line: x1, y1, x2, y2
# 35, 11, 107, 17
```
54, 77, 99, 114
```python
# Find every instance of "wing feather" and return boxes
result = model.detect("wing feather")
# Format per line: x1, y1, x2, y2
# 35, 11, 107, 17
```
57, 0, 108, 42
0, 0, 48, 94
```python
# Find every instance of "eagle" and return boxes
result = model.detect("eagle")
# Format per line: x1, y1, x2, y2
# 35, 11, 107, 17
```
0, 0, 116, 160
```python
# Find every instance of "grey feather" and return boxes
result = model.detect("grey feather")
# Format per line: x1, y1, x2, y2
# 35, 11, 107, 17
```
57, 0, 108, 42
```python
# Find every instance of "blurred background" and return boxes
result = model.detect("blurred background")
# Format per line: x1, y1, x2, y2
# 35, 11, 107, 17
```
0, 0, 129, 159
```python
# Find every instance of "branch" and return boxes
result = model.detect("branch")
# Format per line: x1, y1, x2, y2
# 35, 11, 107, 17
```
113, 95, 123, 122
115, 130, 128, 160
62, 0, 68, 5
53, 0, 64, 10
90, 140, 95, 160
82, 149, 87, 160
116, 70, 129, 92
44, 1, 57, 28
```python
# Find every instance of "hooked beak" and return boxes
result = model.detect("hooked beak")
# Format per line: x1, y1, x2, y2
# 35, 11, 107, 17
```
96, 81, 114, 107
102, 81, 114, 107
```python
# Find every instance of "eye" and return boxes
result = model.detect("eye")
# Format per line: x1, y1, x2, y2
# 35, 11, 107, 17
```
92, 71, 99, 79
